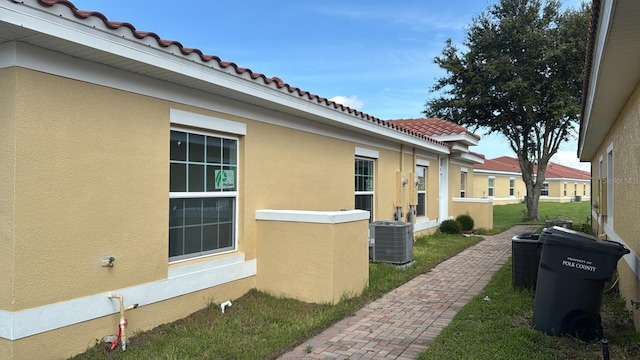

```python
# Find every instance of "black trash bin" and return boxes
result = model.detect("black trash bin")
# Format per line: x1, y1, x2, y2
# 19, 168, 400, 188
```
512, 233, 541, 288
532, 226, 629, 340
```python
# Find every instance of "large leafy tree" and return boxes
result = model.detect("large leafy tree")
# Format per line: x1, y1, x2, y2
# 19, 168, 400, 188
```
425, 0, 589, 220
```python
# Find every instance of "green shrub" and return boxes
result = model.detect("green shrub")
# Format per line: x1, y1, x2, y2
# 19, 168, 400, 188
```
439, 219, 462, 234
455, 213, 475, 231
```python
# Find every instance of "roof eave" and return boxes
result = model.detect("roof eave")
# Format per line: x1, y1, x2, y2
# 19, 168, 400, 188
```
580, 0, 640, 160
1, 0, 450, 155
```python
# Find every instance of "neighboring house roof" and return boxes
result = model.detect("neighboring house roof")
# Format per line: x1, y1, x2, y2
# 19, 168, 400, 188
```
3, 0, 453, 151
475, 156, 590, 180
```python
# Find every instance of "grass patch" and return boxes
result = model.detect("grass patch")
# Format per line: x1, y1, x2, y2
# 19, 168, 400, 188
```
69, 233, 481, 360
491, 201, 591, 234
416, 263, 640, 360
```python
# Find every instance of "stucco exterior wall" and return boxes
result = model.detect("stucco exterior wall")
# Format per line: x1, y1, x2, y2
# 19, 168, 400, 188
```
0, 68, 15, 313
594, 83, 640, 323
450, 199, 493, 230
425, 158, 439, 221
12, 69, 169, 310
256, 214, 369, 304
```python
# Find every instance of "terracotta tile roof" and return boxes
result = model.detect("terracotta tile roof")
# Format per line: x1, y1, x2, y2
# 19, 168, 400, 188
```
32, 0, 451, 148
385, 118, 481, 140
475, 156, 591, 180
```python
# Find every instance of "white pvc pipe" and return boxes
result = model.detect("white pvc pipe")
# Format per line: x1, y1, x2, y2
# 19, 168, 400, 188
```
220, 300, 232, 313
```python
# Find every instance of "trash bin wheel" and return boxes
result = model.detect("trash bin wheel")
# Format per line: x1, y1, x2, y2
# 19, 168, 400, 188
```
562, 310, 603, 341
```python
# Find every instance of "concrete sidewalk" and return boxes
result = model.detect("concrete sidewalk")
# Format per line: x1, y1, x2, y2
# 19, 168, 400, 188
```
278, 225, 539, 360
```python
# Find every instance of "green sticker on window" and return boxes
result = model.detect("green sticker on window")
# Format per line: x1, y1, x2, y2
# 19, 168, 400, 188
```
215, 170, 235, 190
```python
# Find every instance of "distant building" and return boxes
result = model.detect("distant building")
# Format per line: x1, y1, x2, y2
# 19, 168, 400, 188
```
473, 156, 591, 204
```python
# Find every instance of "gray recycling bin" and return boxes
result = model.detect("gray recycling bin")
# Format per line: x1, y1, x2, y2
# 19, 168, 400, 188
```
511, 233, 541, 288
532, 226, 629, 340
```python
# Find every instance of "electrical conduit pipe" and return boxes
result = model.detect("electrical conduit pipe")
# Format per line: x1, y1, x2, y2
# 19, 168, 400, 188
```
108, 294, 138, 351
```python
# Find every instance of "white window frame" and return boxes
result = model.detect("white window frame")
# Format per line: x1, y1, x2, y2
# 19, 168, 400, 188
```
355, 156, 375, 222
460, 170, 467, 198
541, 182, 549, 196
416, 165, 427, 217
169, 109, 245, 263
487, 177, 495, 197
563, 182, 567, 197
509, 177, 515, 197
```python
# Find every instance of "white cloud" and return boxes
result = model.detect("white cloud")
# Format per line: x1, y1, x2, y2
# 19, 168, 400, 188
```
551, 150, 591, 172
330, 95, 364, 110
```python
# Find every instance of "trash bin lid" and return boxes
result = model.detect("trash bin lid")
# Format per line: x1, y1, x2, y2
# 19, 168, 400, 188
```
512, 233, 540, 243
540, 226, 629, 256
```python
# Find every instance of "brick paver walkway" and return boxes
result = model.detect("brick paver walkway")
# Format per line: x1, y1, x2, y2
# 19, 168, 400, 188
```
278, 225, 539, 360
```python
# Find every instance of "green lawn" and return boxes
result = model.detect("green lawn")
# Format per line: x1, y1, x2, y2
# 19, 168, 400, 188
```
492, 201, 591, 234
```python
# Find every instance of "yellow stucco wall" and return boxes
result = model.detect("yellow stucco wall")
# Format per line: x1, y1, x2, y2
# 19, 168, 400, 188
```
450, 200, 493, 230
12, 69, 169, 310
0, 68, 16, 312
594, 83, 640, 325
256, 218, 369, 304
424, 158, 439, 221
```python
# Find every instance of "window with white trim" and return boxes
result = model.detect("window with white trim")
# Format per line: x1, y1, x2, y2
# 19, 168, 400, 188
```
416, 165, 427, 216
169, 129, 238, 261
563, 182, 567, 196
460, 171, 467, 198
487, 177, 494, 197
573, 183, 577, 196
583, 184, 586, 196
355, 157, 374, 222
509, 178, 515, 196
541, 182, 549, 196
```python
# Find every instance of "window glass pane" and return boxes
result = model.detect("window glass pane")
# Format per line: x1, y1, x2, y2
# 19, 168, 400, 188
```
169, 228, 183, 257
355, 194, 373, 222
217, 198, 233, 221
206, 137, 222, 164
184, 226, 202, 255
184, 198, 202, 226
170, 131, 187, 161
202, 224, 218, 251
417, 193, 425, 216
170, 163, 186, 192
202, 198, 218, 223
223, 138, 237, 165
188, 134, 205, 162
219, 222, 233, 249
169, 198, 184, 227
188, 164, 205, 192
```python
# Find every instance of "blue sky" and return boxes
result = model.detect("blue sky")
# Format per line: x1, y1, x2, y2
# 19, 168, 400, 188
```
70, 0, 589, 170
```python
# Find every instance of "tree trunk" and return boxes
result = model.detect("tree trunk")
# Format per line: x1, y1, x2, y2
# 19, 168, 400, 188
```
524, 182, 541, 221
